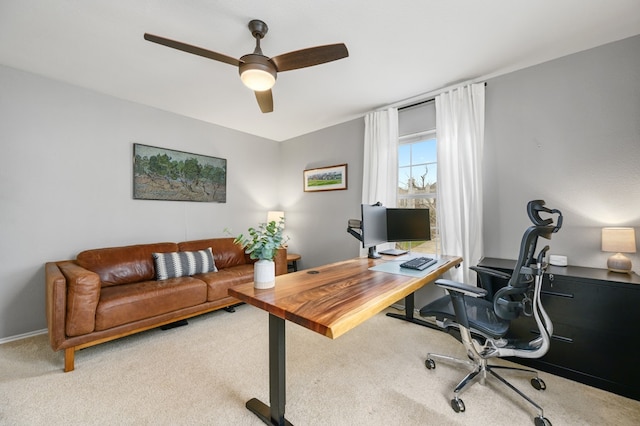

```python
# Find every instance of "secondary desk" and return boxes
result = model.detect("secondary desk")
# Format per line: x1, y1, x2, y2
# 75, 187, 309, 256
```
228, 254, 462, 426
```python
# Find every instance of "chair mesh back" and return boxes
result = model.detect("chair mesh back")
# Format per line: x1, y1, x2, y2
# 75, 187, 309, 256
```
494, 225, 553, 320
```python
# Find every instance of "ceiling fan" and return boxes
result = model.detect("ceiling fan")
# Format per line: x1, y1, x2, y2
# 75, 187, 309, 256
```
144, 19, 349, 113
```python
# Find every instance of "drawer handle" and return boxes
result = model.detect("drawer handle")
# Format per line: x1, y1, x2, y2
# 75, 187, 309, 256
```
541, 290, 573, 298
529, 329, 573, 343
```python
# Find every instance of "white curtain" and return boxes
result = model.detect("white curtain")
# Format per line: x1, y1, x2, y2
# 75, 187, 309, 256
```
362, 108, 399, 206
436, 83, 485, 284
362, 108, 398, 255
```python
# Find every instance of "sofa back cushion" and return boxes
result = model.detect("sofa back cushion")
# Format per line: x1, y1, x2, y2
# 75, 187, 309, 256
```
77, 242, 178, 287
178, 238, 249, 270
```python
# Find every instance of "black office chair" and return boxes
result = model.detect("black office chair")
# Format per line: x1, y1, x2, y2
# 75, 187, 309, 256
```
419, 200, 562, 426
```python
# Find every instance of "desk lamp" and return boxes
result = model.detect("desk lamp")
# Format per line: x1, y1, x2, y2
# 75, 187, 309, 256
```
601, 227, 636, 273
267, 211, 287, 248
267, 211, 285, 226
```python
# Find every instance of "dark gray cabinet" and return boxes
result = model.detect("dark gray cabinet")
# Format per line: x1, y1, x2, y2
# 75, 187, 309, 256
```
477, 257, 640, 401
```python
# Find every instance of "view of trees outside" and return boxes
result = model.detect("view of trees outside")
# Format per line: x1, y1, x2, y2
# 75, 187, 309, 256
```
397, 136, 439, 253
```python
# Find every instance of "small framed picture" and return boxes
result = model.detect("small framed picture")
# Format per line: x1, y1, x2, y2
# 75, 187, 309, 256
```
303, 164, 348, 192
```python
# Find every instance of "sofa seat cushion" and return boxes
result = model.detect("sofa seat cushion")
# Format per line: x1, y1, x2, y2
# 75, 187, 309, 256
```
95, 277, 207, 331
195, 264, 254, 301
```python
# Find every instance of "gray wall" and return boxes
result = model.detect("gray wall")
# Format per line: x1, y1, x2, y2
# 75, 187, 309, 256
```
278, 34, 640, 308
0, 65, 281, 339
1, 34, 639, 341
483, 34, 640, 269
278, 119, 365, 270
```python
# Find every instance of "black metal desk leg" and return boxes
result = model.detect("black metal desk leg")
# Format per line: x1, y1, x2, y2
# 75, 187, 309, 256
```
245, 314, 293, 426
386, 292, 441, 330
405, 292, 415, 320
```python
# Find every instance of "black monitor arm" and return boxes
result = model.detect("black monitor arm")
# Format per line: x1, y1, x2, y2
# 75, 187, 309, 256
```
347, 222, 363, 243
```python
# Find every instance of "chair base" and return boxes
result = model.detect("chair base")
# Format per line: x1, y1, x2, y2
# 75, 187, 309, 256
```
426, 352, 551, 426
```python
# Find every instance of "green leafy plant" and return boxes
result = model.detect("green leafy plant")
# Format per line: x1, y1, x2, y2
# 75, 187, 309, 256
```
234, 218, 288, 261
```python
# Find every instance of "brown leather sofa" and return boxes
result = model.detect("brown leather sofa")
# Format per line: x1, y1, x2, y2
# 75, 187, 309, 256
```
45, 237, 286, 372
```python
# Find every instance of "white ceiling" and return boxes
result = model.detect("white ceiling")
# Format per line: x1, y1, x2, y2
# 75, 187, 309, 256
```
1, 1, 639, 141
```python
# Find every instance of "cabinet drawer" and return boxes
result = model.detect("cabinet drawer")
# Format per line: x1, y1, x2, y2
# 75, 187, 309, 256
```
509, 318, 638, 386
541, 275, 640, 331
536, 278, 575, 324
478, 258, 640, 400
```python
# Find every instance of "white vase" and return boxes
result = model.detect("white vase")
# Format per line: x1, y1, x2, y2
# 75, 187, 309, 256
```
254, 259, 275, 289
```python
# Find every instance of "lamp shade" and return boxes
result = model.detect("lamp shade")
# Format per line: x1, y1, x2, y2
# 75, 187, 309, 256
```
601, 227, 636, 253
267, 211, 285, 226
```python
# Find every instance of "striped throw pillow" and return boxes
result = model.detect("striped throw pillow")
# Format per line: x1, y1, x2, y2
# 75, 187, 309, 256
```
152, 248, 217, 280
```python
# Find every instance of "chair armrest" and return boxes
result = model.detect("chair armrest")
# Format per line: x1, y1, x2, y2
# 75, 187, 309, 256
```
435, 279, 488, 298
434, 279, 487, 330
470, 265, 512, 281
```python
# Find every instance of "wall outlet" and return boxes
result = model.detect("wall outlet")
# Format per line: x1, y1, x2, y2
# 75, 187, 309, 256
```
549, 254, 568, 266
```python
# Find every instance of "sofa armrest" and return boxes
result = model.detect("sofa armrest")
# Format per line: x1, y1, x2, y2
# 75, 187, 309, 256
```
275, 247, 288, 276
45, 262, 68, 351
56, 261, 101, 337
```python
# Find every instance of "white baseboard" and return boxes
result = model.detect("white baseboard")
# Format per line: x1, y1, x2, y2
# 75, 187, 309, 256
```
0, 328, 47, 345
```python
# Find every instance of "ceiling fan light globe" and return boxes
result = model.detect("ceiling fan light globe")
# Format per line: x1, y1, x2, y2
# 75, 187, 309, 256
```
241, 69, 276, 91
239, 54, 277, 91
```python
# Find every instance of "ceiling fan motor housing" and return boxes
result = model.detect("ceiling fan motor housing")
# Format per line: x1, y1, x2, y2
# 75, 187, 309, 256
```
239, 54, 277, 91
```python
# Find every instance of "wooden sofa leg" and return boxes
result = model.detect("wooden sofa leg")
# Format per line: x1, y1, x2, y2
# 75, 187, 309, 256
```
64, 347, 75, 372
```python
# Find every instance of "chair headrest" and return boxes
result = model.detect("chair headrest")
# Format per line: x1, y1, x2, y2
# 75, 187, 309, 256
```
527, 200, 563, 233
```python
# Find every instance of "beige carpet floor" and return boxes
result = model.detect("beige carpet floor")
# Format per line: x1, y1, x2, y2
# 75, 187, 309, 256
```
1, 305, 639, 425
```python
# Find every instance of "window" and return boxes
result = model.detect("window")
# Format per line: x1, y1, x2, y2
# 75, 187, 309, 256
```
396, 102, 438, 254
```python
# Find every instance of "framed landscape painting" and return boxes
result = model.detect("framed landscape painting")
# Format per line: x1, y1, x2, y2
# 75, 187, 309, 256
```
133, 143, 227, 202
303, 164, 348, 192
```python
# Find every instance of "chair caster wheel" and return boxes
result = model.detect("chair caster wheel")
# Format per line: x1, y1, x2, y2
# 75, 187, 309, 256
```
425, 358, 436, 370
534, 415, 552, 426
450, 398, 465, 413
531, 377, 546, 390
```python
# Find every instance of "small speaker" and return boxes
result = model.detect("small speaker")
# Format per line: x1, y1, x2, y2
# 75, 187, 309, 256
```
549, 255, 567, 266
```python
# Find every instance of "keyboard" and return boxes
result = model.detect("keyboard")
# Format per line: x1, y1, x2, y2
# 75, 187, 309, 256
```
399, 256, 437, 271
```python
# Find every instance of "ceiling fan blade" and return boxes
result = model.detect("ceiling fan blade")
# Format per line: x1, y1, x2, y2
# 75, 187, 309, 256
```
144, 33, 241, 67
270, 43, 348, 72
255, 90, 274, 113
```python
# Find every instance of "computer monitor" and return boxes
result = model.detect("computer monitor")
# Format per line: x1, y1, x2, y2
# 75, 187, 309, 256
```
350, 204, 431, 258
360, 203, 387, 258
386, 208, 431, 242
